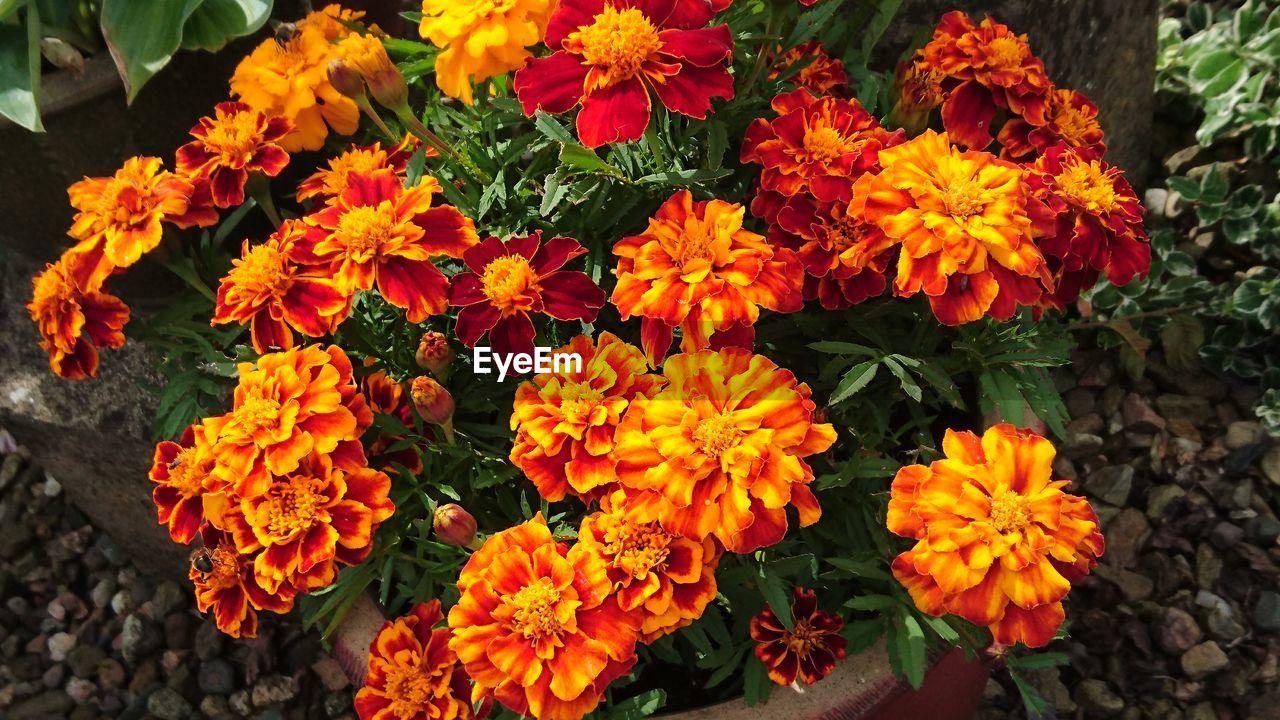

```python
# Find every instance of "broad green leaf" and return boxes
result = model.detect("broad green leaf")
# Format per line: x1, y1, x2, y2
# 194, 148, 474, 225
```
559, 143, 623, 178
181, 0, 272, 52
756, 563, 794, 632
101, 0, 204, 102
892, 613, 927, 689
0, 6, 42, 131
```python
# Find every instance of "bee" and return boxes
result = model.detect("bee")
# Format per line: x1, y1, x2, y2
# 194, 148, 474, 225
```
271, 21, 298, 46
189, 547, 215, 578
167, 455, 183, 470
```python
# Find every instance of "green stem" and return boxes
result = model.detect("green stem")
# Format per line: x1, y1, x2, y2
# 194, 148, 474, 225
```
355, 95, 397, 143
395, 107, 493, 186
644, 124, 668, 174
162, 261, 216, 303
746, 0, 787, 90
1068, 304, 1205, 331
246, 174, 282, 228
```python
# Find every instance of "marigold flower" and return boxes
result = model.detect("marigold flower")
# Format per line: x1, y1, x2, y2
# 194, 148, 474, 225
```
149, 423, 219, 544
854, 130, 1055, 325
887, 59, 945, 136
357, 600, 477, 720
66, 156, 194, 285
449, 233, 605, 359
768, 194, 894, 310
416, 331, 455, 374
434, 504, 478, 548
301, 170, 477, 323
1026, 144, 1149, 309
769, 41, 849, 96
998, 88, 1106, 161
296, 135, 425, 202
448, 516, 641, 720
191, 527, 296, 639
337, 32, 408, 110
510, 332, 663, 503
203, 345, 365, 499
888, 424, 1104, 648
750, 587, 846, 686
27, 258, 129, 380
419, 0, 555, 104
614, 349, 836, 553
298, 3, 365, 41
224, 451, 394, 594
513, 0, 734, 147
912, 11, 1054, 151
174, 101, 291, 208
362, 366, 405, 416
578, 490, 721, 642
212, 220, 351, 354
611, 190, 803, 364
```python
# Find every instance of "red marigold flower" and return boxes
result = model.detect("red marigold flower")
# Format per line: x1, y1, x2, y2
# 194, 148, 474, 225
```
449, 232, 605, 358
149, 423, 219, 544
27, 258, 129, 380
510, 332, 664, 503
999, 88, 1106, 161
191, 526, 295, 639
888, 425, 1104, 648
613, 349, 836, 553
301, 170, 477, 323
742, 88, 903, 221
853, 130, 1055, 325
749, 587, 846, 686
356, 600, 477, 720
1026, 144, 1149, 309
768, 194, 895, 310
175, 101, 292, 208
296, 135, 424, 202
448, 515, 641, 720
212, 220, 351, 354
513, 0, 734, 148
887, 59, 946, 136
769, 41, 849, 96
611, 190, 803, 364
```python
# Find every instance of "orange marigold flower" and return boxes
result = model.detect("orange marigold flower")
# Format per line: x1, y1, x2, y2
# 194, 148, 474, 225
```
854, 130, 1055, 325
888, 59, 945, 135
611, 190, 804, 364
912, 11, 1054, 151
1026, 144, 1149, 309
230, 16, 359, 152
300, 170, 477, 323
149, 423, 219, 544
999, 88, 1106, 161
356, 600, 477, 720
419, 0, 555, 105
213, 220, 351, 354
66, 156, 194, 286
448, 516, 641, 720
175, 101, 291, 208
27, 258, 129, 380
769, 41, 849, 96
296, 136, 423, 202
578, 489, 721, 642
749, 587, 846, 686
298, 3, 365, 41
510, 332, 664, 503
741, 88, 903, 222
225, 450, 394, 594
888, 424, 1104, 648
768, 195, 895, 310
362, 365, 405, 417
191, 527, 295, 639
203, 345, 365, 499
613, 349, 836, 553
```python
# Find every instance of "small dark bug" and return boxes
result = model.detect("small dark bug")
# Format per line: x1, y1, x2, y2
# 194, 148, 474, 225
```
272, 22, 298, 46
189, 547, 215, 577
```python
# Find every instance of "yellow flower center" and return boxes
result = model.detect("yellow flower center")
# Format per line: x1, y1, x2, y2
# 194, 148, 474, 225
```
940, 177, 988, 221
263, 476, 327, 538
693, 414, 743, 458
382, 659, 439, 720
481, 254, 538, 311
988, 489, 1032, 534
985, 35, 1027, 68
236, 394, 283, 435
337, 203, 398, 261
674, 222, 718, 267
602, 517, 671, 580
228, 244, 290, 297
506, 578, 565, 640
1054, 157, 1120, 213
167, 447, 208, 497
572, 6, 663, 85
825, 216, 864, 253
784, 619, 823, 657
202, 112, 263, 168
97, 175, 157, 227
801, 125, 849, 164
559, 381, 605, 424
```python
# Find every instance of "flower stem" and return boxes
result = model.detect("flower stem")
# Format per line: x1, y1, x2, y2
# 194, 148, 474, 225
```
747, 0, 786, 90
394, 107, 493, 186
355, 95, 397, 143
162, 260, 216, 303
245, 174, 282, 228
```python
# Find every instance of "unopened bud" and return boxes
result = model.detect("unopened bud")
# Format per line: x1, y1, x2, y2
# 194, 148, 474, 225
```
367, 67, 409, 113
327, 59, 365, 99
416, 331, 454, 374
433, 503, 477, 547
410, 376, 455, 427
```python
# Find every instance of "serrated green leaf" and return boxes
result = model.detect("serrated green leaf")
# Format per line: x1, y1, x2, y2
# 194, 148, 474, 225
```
830, 360, 879, 405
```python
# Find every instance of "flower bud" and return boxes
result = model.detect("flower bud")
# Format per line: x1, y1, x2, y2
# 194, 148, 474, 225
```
433, 503, 477, 547
410, 376, 455, 427
327, 59, 365, 99
415, 331, 454, 374
367, 67, 409, 113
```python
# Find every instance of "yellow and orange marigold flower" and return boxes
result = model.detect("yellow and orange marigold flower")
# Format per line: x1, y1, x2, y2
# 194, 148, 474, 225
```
27, 258, 129, 380
191, 527, 295, 639
578, 490, 721, 642
510, 332, 663, 503
149, 423, 220, 544
888, 424, 1104, 648
175, 101, 291, 208
750, 587, 846, 686
448, 515, 641, 720
213, 220, 351, 354
999, 88, 1106, 161
296, 136, 422, 202
203, 345, 365, 499
769, 194, 895, 309
611, 190, 803, 364
769, 41, 849, 97
1026, 144, 1149, 309
613, 349, 836, 553
300, 170, 478, 323
419, 0, 555, 105
854, 130, 1055, 325
742, 88, 903, 223
224, 450, 394, 594
911, 11, 1054, 151
356, 600, 477, 720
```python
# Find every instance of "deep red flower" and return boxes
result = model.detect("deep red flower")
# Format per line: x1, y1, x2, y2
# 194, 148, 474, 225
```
998, 88, 1106, 161
768, 194, 894, 310
175, 101, 292, 208
749, 587, 846, 686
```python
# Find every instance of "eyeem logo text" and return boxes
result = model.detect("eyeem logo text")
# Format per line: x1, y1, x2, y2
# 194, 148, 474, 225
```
473, 347, 582, 382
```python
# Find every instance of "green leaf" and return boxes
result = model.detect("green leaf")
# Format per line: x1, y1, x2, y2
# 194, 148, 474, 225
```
829, 360, 879, 405
533, 111, 575, 144
558, 143, 623, 178
1188, 49, 1246, 96
1160, 314, 1205, 372
892, 613, 927, 689
1011, 671, 1051, 719
608, 690, 665, 719
883, 355, 922, 402
809, 340, 877, 356
756, 563, 794, 632
181, 0, 271, 52
0, 6, 42, 131
1165, 175, 1200, 199
101, 0, 205, 102
1007, 651, 1070, 670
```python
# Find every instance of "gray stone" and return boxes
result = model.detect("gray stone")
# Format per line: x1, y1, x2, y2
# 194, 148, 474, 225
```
147, 686, 192, 720
252, 675, 300, 707
1105, 509, 1151, 569
1263, 446, 1280, 486
1156, 607, 1203, 655
1255, 591, 1280, 633
1156, 394, 1213, 421
1164, 145, 1210, 176
230, 689, 254, 716
1224, 421, 1266, 449
1077, 678, 1125, 717
1095, 565, 1153, 602
1195, 543, 1222, 590
46, 632, 75, 662
1195, 591, 1245, 641
1122, 393, 1165, 431
1185, 702, 1216, 720
1146, 484, 1186, 522
146, 582, 185, 620
1208, 521, 1244, 550
8, 690, 75, 720
121, 613, 161, 665
1181, 641, 1229, 679
64, 676, 93, 704
200, 695, 234, 720
1021, 667, 1077, 714
1143, 187, 1168, 218
198, 658, 236, 696
65, 645, 105, 679
1086, 465, 1134, 506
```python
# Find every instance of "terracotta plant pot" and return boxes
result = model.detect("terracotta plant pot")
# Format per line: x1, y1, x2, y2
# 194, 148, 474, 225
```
329, 594, 989, 720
